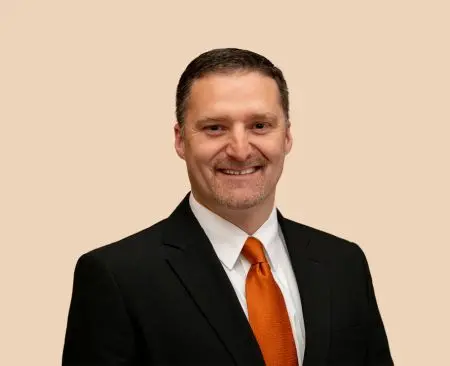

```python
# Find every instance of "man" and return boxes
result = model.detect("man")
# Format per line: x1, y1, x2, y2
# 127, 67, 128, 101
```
62, 48, 393, 365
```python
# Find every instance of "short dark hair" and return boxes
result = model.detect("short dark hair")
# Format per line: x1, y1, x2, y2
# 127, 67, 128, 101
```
175, 48, 289, 126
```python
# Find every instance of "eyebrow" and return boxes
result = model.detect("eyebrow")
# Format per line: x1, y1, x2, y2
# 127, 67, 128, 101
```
248, 113, 278, 122
195, 113, 278, 125
195, 116, 230, 125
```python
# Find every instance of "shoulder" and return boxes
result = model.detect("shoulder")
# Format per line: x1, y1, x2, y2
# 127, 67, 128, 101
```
281, 217, 373, 286
74, 218, 169, 274
281, 217, 367, 264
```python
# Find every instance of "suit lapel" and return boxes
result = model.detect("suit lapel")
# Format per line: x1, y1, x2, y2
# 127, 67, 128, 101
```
278, 212, 331, 366
162, 194, 265, 366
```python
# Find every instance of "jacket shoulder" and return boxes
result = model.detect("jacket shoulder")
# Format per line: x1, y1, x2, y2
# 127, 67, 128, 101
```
282, 218, 366, 263
75, 218, 169, 272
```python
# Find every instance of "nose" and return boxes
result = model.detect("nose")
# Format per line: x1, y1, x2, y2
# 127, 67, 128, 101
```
225, 126, 252, 162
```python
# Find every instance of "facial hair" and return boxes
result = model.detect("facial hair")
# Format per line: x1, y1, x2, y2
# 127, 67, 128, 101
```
211, 156, 270, 210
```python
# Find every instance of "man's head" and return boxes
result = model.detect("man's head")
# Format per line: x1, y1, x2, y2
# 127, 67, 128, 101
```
174, 48, 292, 213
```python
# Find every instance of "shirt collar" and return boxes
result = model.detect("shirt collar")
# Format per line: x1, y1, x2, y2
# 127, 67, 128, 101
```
189, 193, 279, 270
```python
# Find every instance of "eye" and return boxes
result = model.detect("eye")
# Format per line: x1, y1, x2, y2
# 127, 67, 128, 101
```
253, 122, 270, 131
208, 125, 221, 130
203, 125, 225, 134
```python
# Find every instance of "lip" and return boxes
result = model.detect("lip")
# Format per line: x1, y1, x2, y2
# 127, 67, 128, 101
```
216, 166, 263, 177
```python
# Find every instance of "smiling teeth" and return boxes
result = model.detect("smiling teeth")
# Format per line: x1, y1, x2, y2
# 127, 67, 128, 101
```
222, 168, 257, 175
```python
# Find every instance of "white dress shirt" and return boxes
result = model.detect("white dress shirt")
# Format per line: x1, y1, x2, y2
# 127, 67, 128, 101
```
189, 193, 305, 364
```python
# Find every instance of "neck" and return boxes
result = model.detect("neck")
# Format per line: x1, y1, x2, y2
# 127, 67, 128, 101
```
192, 192, 276, 235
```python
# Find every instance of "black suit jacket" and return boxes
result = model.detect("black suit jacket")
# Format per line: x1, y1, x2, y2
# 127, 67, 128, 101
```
62, 193, 393, 365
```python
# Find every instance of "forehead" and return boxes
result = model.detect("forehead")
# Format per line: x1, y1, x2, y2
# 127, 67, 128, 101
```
185, 71, 283, 122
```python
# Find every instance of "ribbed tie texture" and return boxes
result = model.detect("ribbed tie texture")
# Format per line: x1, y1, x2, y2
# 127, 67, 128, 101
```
242, 237, 298, 366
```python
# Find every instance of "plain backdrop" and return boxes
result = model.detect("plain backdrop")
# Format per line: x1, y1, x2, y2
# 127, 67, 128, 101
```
1, 1, 449, 365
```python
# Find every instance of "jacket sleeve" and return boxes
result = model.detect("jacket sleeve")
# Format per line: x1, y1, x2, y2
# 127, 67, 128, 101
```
62, 253, 138, 365
359, 248, 394, 366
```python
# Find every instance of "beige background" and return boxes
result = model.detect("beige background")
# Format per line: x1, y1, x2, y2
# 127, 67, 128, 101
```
1, 1, 449, 365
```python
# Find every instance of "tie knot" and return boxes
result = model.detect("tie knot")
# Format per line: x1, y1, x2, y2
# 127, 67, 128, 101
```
242, 237, 267, 265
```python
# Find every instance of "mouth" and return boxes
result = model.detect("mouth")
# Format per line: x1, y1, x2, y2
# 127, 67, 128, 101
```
216, 166, 262, 176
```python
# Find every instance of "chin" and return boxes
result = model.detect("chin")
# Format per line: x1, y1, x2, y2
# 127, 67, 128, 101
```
213, 191, 267, 210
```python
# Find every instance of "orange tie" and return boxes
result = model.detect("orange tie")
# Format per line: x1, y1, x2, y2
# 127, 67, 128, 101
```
242, 237, 298, 366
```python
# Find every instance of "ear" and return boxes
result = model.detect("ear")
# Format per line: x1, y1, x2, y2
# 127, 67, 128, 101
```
174, 123, 186, 160
284, 123, 293, 155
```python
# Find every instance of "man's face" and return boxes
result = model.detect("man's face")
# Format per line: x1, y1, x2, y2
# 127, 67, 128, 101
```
174, 71, 292, 211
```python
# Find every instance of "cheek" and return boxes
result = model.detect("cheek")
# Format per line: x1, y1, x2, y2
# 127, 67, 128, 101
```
185, 143, 220, 171
259, 141, 287, 164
